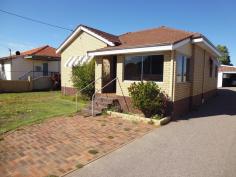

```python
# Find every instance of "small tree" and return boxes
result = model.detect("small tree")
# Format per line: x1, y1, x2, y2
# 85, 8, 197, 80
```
217, 45, 232, 65
128, 81, 168, 118
72, 60, 95, 98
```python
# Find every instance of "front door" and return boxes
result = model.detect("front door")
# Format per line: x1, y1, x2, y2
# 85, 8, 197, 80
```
43, 63, 48, 76
102, 56, 117, 93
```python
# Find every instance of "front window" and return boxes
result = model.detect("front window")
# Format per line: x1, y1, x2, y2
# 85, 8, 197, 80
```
124, 55, 164, 82
35, 66, 42, 72
124, 56, 142, 81
176, 55, 190, 82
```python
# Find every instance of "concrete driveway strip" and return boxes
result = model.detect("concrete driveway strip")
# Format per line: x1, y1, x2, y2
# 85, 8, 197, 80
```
66, 88, 236, 177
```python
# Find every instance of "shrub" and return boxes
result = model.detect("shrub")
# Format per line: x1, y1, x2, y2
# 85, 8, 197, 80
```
128, 81, 169, 118
72, 60, 95, 98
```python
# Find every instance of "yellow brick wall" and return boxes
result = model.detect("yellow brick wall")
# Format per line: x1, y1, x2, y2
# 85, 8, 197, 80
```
173, 44, 218, 101
95, 56, 102, 93
203, 51, 218, 92
192, 45, 205, 96
173, 43, 192, 101
115, 52, 173, 97
174, 83, 191, 101
60, 31, 107, 88
192, 45, 217, 96
94, 44, 217, 102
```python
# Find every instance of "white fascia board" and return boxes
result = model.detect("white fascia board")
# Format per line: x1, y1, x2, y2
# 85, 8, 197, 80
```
221, 64, 236, 68
80, 26, 115, 47
56, 26, 115, 54
88, 39, 192, 57
192, 38, 221, 57
222, 71, 236, 74
88, 45, 173, 56
172, 38, 191, 49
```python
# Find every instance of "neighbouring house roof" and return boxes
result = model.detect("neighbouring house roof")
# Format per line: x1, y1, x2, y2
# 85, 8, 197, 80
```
219, 65, 236, 72
0, 45, 60, 61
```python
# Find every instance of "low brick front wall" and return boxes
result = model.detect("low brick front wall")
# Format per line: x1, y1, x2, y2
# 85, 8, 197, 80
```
97, 89, 217, 119
61, 86, 77, 95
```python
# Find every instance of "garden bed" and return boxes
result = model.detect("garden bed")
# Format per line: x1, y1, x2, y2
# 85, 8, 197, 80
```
107, 111, 171, 126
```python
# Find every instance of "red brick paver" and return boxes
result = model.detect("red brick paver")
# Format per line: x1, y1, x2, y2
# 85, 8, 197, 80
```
0, 115, 155, 177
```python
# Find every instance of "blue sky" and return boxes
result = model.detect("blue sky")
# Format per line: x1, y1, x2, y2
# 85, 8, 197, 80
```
0, 0, 235, 64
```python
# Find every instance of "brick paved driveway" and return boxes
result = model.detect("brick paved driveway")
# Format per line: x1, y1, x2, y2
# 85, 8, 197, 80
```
0, 115, 155, 177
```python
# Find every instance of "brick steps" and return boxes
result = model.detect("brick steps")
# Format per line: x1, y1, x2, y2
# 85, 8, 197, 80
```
81, 96, 118, 117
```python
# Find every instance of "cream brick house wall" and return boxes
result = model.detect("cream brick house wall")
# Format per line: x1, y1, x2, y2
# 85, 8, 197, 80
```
173, 43, 193, 101
192, 45, 218, 97
203, 51, 218, 92
60, 31, 107, 88
171, 44, 218, 102
94, 51, 173, 97
94, 43, 218, 103
95, 56, 102, 92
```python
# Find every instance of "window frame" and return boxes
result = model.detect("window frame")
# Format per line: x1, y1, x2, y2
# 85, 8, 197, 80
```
123, 53, 164, 83
35, 66, 42, 72
176, 54, 190, 83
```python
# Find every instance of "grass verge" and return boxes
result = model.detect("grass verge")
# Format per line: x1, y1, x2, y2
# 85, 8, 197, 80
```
0, 91, 87, 134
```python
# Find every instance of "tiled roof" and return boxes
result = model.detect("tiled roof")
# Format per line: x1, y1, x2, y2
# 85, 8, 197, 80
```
94, 26, 201, 51
22, 45, 60, 57
81, 25, 120, 44
0, 45, 60, 60
219, 65, 236, 72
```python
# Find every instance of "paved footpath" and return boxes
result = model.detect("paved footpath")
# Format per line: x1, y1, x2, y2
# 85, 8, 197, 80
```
66, 88, 236, 177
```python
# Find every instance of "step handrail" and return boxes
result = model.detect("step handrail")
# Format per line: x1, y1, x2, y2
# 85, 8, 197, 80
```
19, 70, 33, 80
75, 77, 102, 111
91, 77, 129, 116
91, 77, 118, 116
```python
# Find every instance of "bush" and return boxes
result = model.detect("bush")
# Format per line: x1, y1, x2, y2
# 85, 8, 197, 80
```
128, 81, 169, 118
72, 60, 95, 98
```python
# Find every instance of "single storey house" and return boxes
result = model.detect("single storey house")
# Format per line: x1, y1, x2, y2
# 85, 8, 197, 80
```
57, 25, 221, 116
218, 65, 236, 87
0, 45, 61, 81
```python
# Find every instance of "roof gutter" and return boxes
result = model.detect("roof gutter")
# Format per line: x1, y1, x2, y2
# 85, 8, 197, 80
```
88, 38, 191, 56
192, 38, 222, 57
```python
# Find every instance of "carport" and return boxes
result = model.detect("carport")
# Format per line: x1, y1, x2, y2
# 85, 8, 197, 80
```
218, 65, 236, 87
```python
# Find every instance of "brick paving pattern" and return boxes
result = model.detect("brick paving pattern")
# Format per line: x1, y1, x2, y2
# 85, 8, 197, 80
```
0, 115, 155, 177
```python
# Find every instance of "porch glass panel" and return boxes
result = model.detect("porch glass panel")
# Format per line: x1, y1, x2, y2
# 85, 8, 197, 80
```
124, 56, 142, 80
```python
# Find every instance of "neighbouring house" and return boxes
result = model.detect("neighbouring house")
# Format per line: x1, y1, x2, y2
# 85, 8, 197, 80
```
218, 65, 236, 87
57, 25, 221, 116
0, 45, 60, 81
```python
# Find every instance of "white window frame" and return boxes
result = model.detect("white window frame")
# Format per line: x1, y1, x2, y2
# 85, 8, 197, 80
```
176, 54, 189, 83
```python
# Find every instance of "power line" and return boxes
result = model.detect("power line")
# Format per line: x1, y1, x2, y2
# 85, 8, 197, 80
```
0, 9, 73, 32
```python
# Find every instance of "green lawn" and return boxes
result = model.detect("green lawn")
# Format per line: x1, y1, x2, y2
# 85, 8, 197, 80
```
0, 91, 87, 134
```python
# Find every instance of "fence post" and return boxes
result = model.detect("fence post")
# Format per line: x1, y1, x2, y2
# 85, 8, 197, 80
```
28, 76, 33, 91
